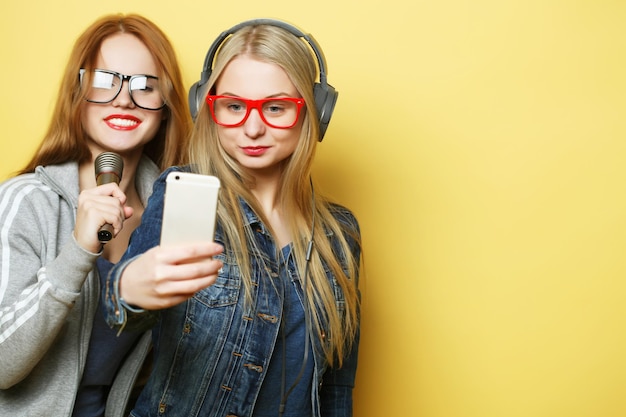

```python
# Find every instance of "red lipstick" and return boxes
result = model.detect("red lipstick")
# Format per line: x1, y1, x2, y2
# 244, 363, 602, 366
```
104, 114, 141, 131
242, 146, 269, 156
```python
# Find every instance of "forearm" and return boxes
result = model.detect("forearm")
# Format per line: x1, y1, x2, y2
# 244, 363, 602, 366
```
103, 255, 159, 332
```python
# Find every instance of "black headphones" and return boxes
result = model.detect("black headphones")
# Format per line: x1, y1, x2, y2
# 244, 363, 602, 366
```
187, 18, 338, 141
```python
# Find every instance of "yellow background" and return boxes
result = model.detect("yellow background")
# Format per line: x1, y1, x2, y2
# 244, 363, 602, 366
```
2, 1, 626, 416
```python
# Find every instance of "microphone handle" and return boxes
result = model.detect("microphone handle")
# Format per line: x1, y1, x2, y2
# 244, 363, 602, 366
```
96, 172, 121, 186
96, 172, 121, 243
98, 224, 114, 242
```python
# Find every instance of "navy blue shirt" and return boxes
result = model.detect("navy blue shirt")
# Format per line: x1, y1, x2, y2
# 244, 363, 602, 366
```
253, 246, 314, 416
72, 257, 143, 417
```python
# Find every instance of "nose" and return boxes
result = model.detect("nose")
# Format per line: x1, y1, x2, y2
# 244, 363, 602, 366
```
243, 108, 266, 138
111, 82, 135, 108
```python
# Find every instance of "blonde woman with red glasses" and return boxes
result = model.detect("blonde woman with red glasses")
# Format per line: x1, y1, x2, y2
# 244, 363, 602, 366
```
104, 19, 361, 417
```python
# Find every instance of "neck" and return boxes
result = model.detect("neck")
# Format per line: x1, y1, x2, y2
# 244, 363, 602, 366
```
251, 183, 279, 215
248, 175, 294, 249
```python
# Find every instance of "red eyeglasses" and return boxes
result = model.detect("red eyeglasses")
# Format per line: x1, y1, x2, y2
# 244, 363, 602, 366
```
205, 95, 305, 128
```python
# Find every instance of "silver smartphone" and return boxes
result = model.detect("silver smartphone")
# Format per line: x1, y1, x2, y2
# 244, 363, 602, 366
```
160, 171, 221, 245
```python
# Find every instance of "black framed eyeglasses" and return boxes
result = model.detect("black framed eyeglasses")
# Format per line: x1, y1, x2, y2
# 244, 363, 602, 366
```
79, 69, 166, 110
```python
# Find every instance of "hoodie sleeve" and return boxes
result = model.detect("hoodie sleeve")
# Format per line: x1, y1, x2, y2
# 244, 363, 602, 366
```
0, 176, 99, 388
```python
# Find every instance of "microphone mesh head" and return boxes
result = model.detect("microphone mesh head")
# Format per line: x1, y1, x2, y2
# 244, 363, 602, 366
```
94, 152, 124, 177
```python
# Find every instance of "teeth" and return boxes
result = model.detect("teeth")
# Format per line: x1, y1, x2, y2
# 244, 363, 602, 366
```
108, 118, 138, 127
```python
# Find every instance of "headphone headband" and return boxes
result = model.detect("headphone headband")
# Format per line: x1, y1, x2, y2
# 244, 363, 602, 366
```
188, 18, 337, 141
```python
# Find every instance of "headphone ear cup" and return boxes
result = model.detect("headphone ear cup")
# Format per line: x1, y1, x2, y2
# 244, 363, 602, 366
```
188, 81, 201, 121
313, 82, 338, 141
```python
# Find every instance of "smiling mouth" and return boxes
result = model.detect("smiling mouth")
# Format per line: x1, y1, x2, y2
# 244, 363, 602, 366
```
108, 118, 138, 127
105, 115, 141, 130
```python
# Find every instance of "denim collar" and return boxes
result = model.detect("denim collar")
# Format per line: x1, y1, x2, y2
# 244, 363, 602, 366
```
239, 197, 270, 236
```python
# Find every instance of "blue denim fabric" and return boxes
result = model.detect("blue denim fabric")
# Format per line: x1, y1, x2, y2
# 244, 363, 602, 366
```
103, 167, 361, 417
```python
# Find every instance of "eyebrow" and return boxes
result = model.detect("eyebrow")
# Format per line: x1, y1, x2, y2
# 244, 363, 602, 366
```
217, 92, 297, 99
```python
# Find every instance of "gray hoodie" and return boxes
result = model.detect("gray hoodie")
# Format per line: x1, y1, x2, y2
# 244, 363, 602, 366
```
0, 157, 158, 416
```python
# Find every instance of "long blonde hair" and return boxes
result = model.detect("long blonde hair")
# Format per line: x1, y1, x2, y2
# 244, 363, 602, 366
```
189, 23, 360, 366
19, 13, 192, 174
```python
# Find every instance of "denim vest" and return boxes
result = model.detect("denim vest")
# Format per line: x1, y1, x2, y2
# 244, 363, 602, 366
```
103, 167, 360, 417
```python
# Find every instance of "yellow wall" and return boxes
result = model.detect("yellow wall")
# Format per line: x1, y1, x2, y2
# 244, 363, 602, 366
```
2, 1, 626, 416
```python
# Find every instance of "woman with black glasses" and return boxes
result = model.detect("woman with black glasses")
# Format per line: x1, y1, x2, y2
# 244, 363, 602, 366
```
0, 13, 191, 416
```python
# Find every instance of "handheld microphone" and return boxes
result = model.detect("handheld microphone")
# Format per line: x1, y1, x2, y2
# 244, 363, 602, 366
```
94, 152, 124, 243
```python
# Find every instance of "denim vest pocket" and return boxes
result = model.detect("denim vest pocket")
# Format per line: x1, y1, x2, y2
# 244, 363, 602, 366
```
192, 256, 240, 308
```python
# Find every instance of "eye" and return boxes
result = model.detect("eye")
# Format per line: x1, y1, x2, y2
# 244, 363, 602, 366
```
92, 71, 116, 89
130, 77, 158, 93
226, 101, 245, 112
264, 100, 287, 115
267, 104, 284, 113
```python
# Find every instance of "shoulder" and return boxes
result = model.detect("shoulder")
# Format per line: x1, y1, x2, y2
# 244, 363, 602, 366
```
0, 173, 62, 231
143, 165, 192, 209
327, 202, 360, 234
0, 173, 55, 204
155, 165, 192, 185
136, 156, 162, 202
0, 172, 40, 192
